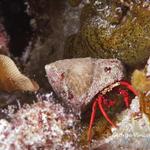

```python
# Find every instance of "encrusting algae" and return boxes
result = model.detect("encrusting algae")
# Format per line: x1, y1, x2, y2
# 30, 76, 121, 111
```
65, 0, 150, 68
0, 94, 78, 149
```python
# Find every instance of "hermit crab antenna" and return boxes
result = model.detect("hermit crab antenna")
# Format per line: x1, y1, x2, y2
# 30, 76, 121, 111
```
97, 96, 117, 128
88, 100, 97, 142
120, 81, 138, 95
119, 89, 130, 108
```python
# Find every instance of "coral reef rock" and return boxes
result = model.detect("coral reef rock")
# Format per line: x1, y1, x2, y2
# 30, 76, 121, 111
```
25, 0, 84, 89
0, 97, 78, 150
64, 0, 150, 68
0, 23, 9, 56
45, 57, 124, 116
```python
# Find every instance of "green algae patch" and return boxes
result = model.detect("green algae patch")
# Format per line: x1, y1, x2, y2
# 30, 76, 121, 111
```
64, 0, 150, 69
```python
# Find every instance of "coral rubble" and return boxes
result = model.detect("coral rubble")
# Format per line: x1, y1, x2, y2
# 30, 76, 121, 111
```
0, 95, 78, 150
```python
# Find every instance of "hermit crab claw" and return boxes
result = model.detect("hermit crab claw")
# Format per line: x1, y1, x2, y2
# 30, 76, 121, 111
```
88, 81, 138, 142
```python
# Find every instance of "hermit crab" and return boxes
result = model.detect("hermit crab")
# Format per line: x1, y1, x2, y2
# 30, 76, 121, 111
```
45, 57, 137, 141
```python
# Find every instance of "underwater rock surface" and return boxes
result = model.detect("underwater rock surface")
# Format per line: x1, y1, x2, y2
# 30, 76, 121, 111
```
24, 0, 85, 89
0, 95, 78, 150
0, 23, 9, 56
0, 1, 149, 149
65, 0, 150, 68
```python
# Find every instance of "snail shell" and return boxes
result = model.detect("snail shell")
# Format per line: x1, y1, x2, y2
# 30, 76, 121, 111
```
0, 55, 39, 92
45, 57, 125, 115
65, 59, 94, 96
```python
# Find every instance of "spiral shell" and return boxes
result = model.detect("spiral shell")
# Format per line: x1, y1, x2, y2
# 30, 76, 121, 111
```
0, 55, 39, 92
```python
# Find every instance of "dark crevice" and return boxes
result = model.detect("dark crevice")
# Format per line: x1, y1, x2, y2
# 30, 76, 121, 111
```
0, 0, 32, 56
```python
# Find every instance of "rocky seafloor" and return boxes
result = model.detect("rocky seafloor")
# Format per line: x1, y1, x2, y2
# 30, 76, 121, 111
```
0, 0, 149, 149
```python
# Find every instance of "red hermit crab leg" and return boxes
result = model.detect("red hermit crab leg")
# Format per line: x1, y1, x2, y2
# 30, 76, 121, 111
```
88, 96, 117, 142
88, 81, 137, 142
88, 100, 97, 142
119, 89, 130, 108
120, 81, 138, 95
97, 96, 117, 128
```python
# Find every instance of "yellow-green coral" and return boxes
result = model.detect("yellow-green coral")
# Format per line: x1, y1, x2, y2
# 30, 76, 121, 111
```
132, 70, 150, 93
131, 61, 150, 118
64, 0, 150, 68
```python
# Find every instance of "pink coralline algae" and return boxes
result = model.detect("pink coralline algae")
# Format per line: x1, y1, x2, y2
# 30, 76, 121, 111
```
0, 96, 78, 150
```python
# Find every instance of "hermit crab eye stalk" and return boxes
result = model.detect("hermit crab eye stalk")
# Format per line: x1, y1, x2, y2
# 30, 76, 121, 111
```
88, 81, 138, 142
